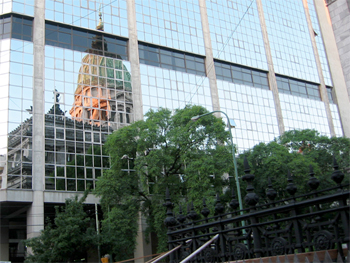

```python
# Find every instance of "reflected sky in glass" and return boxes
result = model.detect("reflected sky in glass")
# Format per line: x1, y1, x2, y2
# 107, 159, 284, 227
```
0, 0, 13, 14
7, 39, 33, 131
136, 0, 205, 55
329, 104, 343, 137
262, 0, 319, 83
279, 93, 331, 136
0, 38, 11, 154
207, 0, 267, 70
10, 0, 129, 37
140, 63, 212, 115
307, 0, 332, 86
217, 79, 279, 152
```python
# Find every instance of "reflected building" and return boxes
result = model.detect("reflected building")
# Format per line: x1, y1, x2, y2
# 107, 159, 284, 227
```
70, 13, 133, 128
0, 0, 349, 262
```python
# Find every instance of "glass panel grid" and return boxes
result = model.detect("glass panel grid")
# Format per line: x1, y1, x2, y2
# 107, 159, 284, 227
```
276, 75, 320, 101
262, 0, 319, 83
307, 0, 333, 87
140, 64, 212, 115
5, 39, 33, 189
0, 15, 33, 42
11, 0, 34, 16
0, 15, 11, 39
43, 42, 132, 191
135, 0, 205, 55
139, 42, 206, 76
215, 60, 269, 90
207, 0, 267, 70
217, 80, 279, 153
45, 0, 128, 37
45, 22, 128, 60
0, 1, 12, 15
329, 104, 343, 137
0, 37, 10, 189
279, 93, 331, 136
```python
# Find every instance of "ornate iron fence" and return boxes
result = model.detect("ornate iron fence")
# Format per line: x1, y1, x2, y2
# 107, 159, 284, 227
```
163, 157, 349, 262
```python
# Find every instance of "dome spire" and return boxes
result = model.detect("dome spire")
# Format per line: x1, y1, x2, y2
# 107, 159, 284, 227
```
96, 3, 104, 31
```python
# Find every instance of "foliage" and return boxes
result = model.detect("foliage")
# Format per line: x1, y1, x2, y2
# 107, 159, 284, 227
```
99, 202, 139, 261
94, 105, 233, 256
24, 192, 97, 263
238, 129, 350, 202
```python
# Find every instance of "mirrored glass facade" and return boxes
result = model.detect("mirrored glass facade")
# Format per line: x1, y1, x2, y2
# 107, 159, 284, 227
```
280, 93, 330, 135
218, 79, 279, 152
207, 0, 267, 70
262, 0, 319, 83
43, 44, 132, 191
330, 103, 343, 137
136, 0, 205, 55
44, 0, 128, 37
0, 1, 349, 260
6, 39, 33, 189
0, 37, 10, 189
0, 0, 346, 191
0, 1, 12, 15
11, 0, 33, 16
307, 0, 332, 87
141, 64, 212, 114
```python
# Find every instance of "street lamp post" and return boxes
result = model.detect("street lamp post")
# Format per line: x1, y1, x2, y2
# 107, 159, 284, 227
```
191, 111, 244, 214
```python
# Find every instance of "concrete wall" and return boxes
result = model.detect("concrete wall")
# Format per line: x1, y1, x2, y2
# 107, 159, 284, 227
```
314, 0, 350, 137
327, 0, 350, 102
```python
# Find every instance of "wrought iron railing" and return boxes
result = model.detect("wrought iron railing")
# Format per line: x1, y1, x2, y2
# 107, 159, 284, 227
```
163, 157, 349, 262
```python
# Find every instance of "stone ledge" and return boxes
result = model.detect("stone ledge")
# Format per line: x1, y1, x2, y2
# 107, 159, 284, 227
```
231, 248, 348, 263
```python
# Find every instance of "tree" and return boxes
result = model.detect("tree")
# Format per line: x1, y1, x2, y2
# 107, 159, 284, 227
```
24, 192, 97, 263
94, 105, 233, 259
237, 129, 350, 202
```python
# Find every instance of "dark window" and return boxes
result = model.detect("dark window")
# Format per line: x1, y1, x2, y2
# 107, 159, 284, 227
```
138, 42, 205, 76
73, 34, 88, 47
298, 84, 307, 94
12, 22, 22, 34
232, 70, 242, 80
0, 15, 33, 41
252, 74, 261, 84
148, 51, 159, 62
195, 61, 205, 72
58, 32, 71, 44
174, 57, 185, 68
326, 86, 334, 103
160, 54, 171, 64
46, 29, 58, 41
276, 75, 321, 100
215, 60, 269, 90
242, 73, 252, 82
290, 83, 299, 93
185, 59, 196, 70
44, 21, 128, 60
160, 49, 172, 56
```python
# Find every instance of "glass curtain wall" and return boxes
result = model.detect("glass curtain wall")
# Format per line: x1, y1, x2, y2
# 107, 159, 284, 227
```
43, 22, 132, 191
0, 15, 33, 189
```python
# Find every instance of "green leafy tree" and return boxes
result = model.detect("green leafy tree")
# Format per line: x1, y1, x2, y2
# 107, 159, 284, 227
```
237, 129, 350, 202
24, 192, 97, 263
94, 105, 233, 259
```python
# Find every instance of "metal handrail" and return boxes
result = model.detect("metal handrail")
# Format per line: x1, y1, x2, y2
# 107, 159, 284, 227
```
179, 234, 219, 263
148, 240, 191, 263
